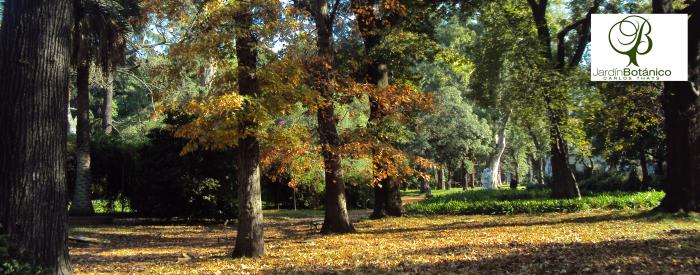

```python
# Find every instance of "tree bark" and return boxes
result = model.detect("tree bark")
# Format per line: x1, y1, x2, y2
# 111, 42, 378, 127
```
69, 55, 95, 216
101, 72, 114, 135
307, 1, 354, 233
549, 132, 581, 198
370, 184, 387, 219
639, 147, 649, 189
653, 0, 700, 212
446, 170, 452, 190
437, 167, 445, 190
232, 6, 265, 257
487, 112, 510, 189
0, 0, 73, 273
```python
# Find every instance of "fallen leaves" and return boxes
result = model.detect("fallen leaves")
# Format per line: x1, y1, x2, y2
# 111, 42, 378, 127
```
69, 210, 700, 274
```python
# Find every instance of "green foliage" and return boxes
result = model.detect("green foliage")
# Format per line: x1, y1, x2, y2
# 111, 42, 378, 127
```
0, 231, 43, 275
130, 124, 237, 219
405, 189, 664, 215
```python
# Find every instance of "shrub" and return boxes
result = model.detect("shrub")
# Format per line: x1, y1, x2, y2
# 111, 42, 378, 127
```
0, 229, 42, 274
129, 127, 237, 219
405, 189, 664, 215
578, 171, 627, 193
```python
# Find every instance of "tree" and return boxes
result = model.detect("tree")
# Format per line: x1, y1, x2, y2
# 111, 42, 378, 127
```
352, 0, 406, 219
70, 16, 95, 215
526, 0, 602, 199
0, 0, 73, 273
653, 0, 700, 212
69, 0, 138, 216
583, 82, 664, 187
231, 2, 266, 258
144, 0, 277, 256
296, 0, 356, 234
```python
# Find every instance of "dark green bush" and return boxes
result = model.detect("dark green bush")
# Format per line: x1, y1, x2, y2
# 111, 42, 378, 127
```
578, 171, 627, 193
0, 230, 42, 274
405, 189, 664, 215
130, 127, 237, 219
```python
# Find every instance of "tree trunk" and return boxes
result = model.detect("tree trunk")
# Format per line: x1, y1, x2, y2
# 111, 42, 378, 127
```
549, 131, 581, 198
511, 155, 520, 190
653, 0, 700, 212
385, 180, 402, 216
232, 6, 265, 257
463, 162, 469, 190
69, 57, 95, 216
537, 158, 545, 185
310, 1, 354, 233
639, 147, 649, 189
437, 167, 445, 190
101, 72, 114, 135
0, 0, 73, 273
487, 112, 510, 189
446, 170, 452, 190
232, 137, 265, 257
654, 151, 665, 177
528, 0, 584, 199
370, 184, 387, 219
422, 167, 433, 197
68, 91, 77, 135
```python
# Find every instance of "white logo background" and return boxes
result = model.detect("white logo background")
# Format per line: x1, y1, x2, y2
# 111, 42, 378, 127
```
591, 14, 687, 81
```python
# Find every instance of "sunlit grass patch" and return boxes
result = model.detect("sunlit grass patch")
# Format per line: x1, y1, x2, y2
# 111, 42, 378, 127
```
405, 189, 664, 215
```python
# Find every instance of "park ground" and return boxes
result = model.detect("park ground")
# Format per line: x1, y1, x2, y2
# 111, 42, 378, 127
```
69, 207, 700, 274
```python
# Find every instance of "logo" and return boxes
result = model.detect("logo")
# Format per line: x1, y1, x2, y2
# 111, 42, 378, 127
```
591, 14, 687, 82
608, 16, 652, 67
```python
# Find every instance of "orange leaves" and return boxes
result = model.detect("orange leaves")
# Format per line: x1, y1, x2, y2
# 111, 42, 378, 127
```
260, 123, 322, 189
173, 94, 246, 155
342, 81, 434, 122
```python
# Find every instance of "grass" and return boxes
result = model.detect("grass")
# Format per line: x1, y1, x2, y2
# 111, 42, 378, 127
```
68, 209, 700, 274
92, 199, 132, 214
405, 189, 664, 215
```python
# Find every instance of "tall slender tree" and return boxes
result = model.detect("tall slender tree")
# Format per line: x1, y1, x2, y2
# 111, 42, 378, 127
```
70, 13, 95, 215
653, 0, 700, 212
351, 0, 406, 219
526, 0, 601, 199
232, 2, 265, 257
0, 0, 74, 273
296, 0, 355, 233
69, 0, 135, 216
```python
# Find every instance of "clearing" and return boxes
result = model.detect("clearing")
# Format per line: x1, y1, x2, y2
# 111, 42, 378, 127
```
70, 210, 700, 274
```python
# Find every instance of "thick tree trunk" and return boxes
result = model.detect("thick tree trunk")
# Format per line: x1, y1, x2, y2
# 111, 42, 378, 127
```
310, 1, 354, 233
232, 6, 265, 257
549, 131, 581, 198
232, 137, 265, 257
487, 113, 510, 189
528, 0, 585, 199
69, 59, 95, 216
101, 72, 114, 135
370, 184, 387, 219
653, 0, 700, 212
437, 167, 445, 190
0, 0, 73, 273
385, 180, 402, 216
